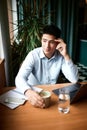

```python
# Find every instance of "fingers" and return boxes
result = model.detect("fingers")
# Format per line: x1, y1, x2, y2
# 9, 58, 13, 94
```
55, 39, 68, 57
55, 39, 65, 49
29, 93, 45, 108
56, 41, 66, 50
55, 38, 64, 44
57, 46, 63, 52
25, 89, 45, 108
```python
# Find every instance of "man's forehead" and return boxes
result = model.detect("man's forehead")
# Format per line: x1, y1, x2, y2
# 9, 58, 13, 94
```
42, 34, 56, 40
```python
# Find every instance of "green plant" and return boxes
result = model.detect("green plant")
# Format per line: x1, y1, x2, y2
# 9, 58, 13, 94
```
11, 0, 51, 79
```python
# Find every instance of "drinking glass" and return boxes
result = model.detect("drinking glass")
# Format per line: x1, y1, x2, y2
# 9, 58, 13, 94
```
58, 89, 70, 114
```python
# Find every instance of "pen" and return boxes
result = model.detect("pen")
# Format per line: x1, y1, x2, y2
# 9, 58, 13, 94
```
4, 97, 26, 105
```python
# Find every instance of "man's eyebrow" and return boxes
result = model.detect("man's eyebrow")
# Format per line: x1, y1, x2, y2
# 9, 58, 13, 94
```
42, 38, 55, 42
42, 38, 47, 40
50, 40, 55, 42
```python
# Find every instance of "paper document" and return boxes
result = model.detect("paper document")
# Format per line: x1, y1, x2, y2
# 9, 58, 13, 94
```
0, 88, 28, 109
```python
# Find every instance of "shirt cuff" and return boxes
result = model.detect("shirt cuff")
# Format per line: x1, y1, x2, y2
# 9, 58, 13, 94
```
64, 59, 73, 65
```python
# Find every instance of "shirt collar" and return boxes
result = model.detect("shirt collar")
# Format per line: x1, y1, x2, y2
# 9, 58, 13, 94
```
40, 48, 45, 58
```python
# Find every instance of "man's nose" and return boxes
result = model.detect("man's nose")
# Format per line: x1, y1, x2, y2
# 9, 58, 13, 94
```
45, 41, 50, 47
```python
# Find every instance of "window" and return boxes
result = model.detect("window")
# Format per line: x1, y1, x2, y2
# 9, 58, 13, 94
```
7, 0, 18, 44
0, 23, 4, 58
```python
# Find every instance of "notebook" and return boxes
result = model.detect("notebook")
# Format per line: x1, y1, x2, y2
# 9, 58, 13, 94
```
52, 83, 87, 104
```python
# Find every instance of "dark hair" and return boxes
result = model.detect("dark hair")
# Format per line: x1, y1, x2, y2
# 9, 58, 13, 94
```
42, 24, 61, 38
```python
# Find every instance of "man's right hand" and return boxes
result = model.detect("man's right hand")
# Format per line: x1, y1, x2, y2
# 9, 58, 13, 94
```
25, 89, 45, 108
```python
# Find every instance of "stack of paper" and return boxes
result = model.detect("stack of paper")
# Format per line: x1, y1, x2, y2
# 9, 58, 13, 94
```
0, 88, 28, 109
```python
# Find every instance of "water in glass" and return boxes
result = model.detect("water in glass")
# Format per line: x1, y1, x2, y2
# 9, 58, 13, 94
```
58, 92, 70, 114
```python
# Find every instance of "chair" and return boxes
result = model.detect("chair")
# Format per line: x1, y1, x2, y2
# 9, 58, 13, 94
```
0, 59, 6, 87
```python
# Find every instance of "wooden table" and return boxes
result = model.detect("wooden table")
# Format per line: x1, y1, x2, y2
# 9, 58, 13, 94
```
0, 83, 87, 130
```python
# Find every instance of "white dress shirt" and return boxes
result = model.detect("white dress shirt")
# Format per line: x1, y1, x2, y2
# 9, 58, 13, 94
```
15, 47, 79, 93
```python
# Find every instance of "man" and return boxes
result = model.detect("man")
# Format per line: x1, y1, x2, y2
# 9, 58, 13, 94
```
15, 24, 79, 108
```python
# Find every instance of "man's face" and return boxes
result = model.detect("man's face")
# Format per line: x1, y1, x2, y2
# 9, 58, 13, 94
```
41, 34, 58, 58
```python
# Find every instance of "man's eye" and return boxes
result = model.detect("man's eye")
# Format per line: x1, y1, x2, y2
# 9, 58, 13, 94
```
50, 41, 55, 44
43, 40, 47, 42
